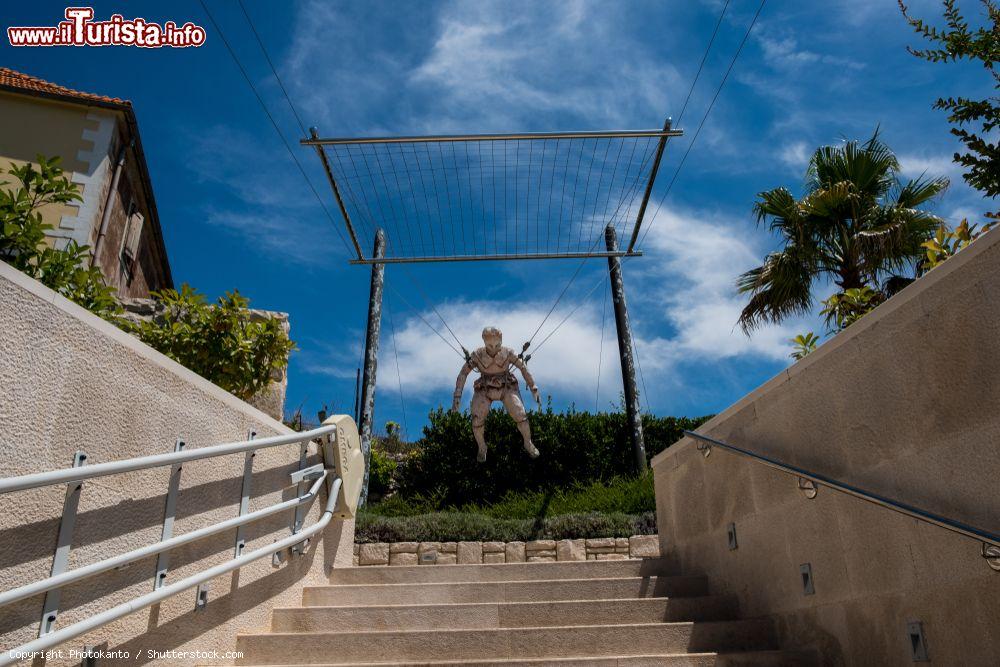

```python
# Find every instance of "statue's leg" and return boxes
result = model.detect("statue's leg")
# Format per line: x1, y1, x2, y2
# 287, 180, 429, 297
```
471, 390, 490, 463
503, 390, 539, 458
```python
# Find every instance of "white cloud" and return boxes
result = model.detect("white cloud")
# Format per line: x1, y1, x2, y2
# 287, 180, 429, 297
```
408, 2, 683, 130
897, 153, 962, 181
286, 0, 684, 133
374, 297, 624, 410
779, 141, 810, 171
636, 205, 817, 362
361, 203, 818, 412
757, 35, 865, 72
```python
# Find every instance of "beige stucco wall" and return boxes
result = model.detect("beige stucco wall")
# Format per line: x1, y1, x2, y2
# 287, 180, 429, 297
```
0, 261, 354, 665
0, 93, 112, 250
652, 229, 1000, 665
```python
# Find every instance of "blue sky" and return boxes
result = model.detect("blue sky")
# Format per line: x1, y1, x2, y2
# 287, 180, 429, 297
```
2, 1, 993, 439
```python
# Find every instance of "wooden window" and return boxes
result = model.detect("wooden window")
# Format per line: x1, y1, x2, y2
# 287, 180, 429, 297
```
119, 200, 144, 284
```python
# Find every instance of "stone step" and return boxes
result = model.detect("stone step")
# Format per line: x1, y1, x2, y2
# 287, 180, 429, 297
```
330, 559, 674, 585
235, 620, 777, 665
236, 650, 818, 667
303, 576, 709, 607
272, 596, 739, 632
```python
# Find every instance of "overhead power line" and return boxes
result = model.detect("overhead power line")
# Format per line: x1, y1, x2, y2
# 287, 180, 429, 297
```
638, 0, 767, 249
675, 0, 732, 129
195, 0, 353, 256
235, 0, 309, 136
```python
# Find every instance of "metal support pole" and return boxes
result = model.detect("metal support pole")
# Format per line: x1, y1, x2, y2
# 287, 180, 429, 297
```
309, 127, 364, 261
358, 229, 386, 506
39, 451, 87, 636
233, 430, 256, 558
153, 438, 185, 590
628, 118, 672, 253
605, 225, 646, 473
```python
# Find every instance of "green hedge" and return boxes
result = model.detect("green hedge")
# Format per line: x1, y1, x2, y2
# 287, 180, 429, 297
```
355, 510, 656, 543
368, 473, 656, 518
394, 409, 709, 507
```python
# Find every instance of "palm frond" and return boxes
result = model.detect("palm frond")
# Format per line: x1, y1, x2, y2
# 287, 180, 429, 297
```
736, 249, 815, 333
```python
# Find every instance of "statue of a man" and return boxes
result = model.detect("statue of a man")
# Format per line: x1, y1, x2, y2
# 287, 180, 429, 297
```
452, 326, 541, 462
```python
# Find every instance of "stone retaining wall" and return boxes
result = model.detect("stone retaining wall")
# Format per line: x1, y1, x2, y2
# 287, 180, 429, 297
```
353, 535, 660, 566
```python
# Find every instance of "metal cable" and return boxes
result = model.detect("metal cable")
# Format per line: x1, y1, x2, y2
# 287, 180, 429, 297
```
596, 273, 609, 411
384, 281, 464, 359
235, 0, 308, 136
638, 0, 767, 250
675, 0, 732, 129
385, 287, 410, 440
532, 271, 609, 356
196, 0, 353, 256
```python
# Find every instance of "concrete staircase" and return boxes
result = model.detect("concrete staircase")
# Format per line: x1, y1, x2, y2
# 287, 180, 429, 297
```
235, 559, 815, 666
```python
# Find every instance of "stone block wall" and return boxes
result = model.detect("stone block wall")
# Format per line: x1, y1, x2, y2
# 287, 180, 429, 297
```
353, 535, 660, 566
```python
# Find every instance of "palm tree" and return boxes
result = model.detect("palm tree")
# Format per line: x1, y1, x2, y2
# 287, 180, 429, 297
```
737, 130, 948, 333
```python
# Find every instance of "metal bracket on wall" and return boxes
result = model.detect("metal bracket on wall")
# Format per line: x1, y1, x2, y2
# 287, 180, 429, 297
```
234, 430, 256, 558
797, 477, 818, 499
696, 441, 711, 458
194, 582, 209, 612
39, 450, 87, 637
154, 438, 185, 589
290, 441, 309, 556
983, 543, 1000, 571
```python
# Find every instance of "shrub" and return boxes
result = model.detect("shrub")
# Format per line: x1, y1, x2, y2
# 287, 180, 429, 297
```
123, 285, 295, 400
366, 447, 397, 500
394, 408, 708, 507
355, 510, 656, 543
1, 156, 294, 401
0, 157, 119, 319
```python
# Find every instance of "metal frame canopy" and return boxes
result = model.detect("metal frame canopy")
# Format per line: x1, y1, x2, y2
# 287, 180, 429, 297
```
302, 122, 682, 264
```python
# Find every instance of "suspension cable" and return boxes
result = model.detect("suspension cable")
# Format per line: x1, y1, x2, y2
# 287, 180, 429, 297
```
398, 264, 470, 355
595, 274, 609, 411
384, 280, 465, 360
532, 272, 609, 356
638, 0, 767, 250
235, 0, 309, 136
195, 0, 353, 256
385, 287, 410, 441
675, 0, 732, 130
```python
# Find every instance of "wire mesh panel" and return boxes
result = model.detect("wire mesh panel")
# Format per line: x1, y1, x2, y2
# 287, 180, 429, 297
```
303, 129, 680, 263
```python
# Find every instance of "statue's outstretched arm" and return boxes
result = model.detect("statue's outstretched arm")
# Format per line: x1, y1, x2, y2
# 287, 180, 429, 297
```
513, 356, 541, 406
452, 361, 473, 412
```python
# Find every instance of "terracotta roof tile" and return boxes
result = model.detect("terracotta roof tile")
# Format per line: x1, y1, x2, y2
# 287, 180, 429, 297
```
0, 67, 131, 108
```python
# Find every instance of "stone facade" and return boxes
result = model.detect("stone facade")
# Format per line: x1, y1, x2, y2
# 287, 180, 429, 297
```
352, 535, 659, 566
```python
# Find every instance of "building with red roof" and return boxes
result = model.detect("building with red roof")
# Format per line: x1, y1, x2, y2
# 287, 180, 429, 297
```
0, 67, 171, 297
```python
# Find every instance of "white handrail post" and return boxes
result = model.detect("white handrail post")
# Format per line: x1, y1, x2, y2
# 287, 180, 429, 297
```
39, 450, 87, 637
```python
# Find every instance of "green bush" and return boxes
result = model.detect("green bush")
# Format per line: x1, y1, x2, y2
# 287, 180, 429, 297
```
355, 510, 655, 543
394, 408, 708, 507
366, 447, 397, 500
123, 285, 295, 400
0, 157, 119, 319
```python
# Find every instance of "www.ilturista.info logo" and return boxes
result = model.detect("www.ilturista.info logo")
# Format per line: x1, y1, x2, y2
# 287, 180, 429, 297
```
8, 7, 206, 48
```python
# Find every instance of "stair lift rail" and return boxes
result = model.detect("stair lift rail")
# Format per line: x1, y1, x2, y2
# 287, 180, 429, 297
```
0, 421, 355, 666
682, 430, 1000, 569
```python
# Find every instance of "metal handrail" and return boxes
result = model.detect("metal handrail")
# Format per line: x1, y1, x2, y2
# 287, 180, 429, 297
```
682, 431, 1000, 563
0, 424, 338, 494
0, 423, 348, 665
0, 471, 328, 608
2, 477, 343, 667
